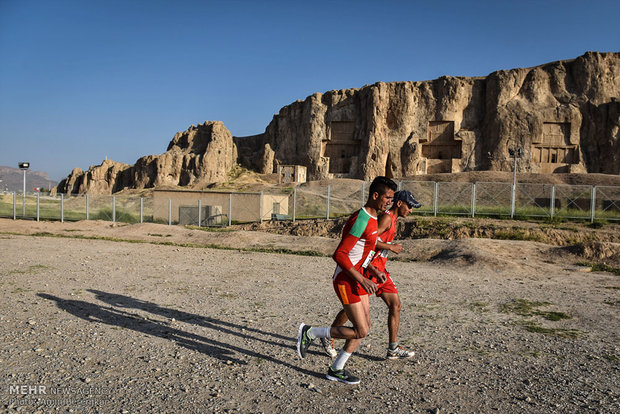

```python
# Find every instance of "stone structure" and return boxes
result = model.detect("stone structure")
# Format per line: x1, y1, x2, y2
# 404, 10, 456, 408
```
237, 51, 619, 180
277, 165, 307, 184
56, 52, 619, 195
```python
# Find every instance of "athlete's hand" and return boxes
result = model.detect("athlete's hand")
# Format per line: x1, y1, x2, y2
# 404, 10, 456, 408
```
390, 243, 403, 254
374, 270, 387, 284
360, 277, 377, 295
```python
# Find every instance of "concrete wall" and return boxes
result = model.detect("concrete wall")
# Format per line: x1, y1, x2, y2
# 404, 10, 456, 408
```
153, 189, 289, 223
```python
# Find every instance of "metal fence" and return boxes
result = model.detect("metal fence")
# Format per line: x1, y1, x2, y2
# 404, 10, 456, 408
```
1, 181, 618, 226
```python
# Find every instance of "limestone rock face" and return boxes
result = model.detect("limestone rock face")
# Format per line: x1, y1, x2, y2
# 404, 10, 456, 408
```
237, 51, 619, 180
55, 52, 619, 195
55, 121, 237, 194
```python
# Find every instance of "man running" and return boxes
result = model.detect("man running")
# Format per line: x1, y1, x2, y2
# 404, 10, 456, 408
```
296, 176, 397, 385
321, 190, 421, 360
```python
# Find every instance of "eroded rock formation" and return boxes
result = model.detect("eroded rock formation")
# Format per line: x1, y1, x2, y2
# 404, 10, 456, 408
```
237, 51, 619, 180
56, 52, 619, 194
55, 121, 236, 194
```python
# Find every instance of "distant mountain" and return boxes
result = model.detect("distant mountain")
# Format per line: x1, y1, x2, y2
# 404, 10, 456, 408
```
0, 166, 58, 192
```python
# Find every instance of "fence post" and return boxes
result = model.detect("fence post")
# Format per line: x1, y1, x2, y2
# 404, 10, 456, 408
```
140, 197, 143, 223
361, 181, 366, 208
13, 192, 16, 220
61, 194, 64, 223
471, 183, 476, 218
326, 185, 331, 219
112, 196, 116, 223
37, 192, 40, 222
168, 199, 172, 225
550, 185, 556, 219
198, 199, 202, 227
590, 186, 597, 223
228, 193, 232, 226
293, 187, 297, 222
86, 194, 90, 220
260, 190, 264, 223
433, 182, 438, 217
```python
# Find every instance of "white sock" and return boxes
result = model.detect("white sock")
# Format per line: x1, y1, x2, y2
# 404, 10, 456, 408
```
332, 350, 352, 371
308, 327, 330, 340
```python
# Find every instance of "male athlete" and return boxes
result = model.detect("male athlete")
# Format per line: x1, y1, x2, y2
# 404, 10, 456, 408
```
297, 176, 397, 385
321, 190, 421, 360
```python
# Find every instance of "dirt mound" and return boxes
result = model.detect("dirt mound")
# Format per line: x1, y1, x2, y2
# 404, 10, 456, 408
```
560, 241, 620, 265
237, 216, 620, 247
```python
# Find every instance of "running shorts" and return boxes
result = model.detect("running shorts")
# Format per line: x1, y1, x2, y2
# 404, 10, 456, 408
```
333, 272, 368, 305
364, 270, 398, 296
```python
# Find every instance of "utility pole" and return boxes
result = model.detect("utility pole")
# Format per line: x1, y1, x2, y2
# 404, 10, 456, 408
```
18, 162, 30, 217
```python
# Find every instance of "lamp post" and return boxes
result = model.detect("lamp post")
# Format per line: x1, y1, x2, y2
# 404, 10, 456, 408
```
508, 149, 522, 218
18, 162, 30, 217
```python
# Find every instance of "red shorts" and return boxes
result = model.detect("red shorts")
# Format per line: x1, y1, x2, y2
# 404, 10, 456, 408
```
333, 272, 368, 305
364, 269, 398, 296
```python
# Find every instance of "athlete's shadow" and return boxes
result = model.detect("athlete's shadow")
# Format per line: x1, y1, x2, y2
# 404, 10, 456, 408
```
87, 289, 371, 361
88, 289, 291, 343
38, 293, 324, 379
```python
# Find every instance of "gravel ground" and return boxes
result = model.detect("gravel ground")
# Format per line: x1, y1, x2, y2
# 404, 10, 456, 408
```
0, 220, 619, 413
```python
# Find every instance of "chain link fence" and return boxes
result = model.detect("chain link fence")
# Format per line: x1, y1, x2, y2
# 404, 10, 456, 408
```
1, 181, 618, 226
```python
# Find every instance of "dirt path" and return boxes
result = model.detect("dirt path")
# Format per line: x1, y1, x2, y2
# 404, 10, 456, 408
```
0, 219, 619, 413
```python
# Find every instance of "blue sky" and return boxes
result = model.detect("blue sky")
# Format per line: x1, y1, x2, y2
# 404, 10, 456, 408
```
0, 0, 618, 182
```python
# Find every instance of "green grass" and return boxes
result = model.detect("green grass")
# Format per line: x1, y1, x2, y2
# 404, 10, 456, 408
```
535, 310, 571, 321
185, 225, 233, 233
468, 301, 489, 312
499, 299, 551, 316
516, 320, 582, 338
501, 299, 577, 337
577, 262, 620, 276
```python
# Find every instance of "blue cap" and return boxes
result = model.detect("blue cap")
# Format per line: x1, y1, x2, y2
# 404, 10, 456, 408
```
394, 190, 421, 208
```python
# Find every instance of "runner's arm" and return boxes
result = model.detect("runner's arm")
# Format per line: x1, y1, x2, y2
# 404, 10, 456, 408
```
367, 263, 386, 283
376, 240, 403, 254
333, 233, 378, 294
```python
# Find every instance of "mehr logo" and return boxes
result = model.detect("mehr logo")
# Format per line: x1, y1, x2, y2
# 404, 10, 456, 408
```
9, 385, 47, 395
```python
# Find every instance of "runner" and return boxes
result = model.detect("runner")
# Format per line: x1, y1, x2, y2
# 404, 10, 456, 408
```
321, 190, 421, 360
296, 176, 397, 385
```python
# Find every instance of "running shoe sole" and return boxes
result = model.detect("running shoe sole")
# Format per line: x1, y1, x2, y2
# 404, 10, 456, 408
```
386, 350, 415, 360
326, 370, 361, 385
296, 323, 308, 359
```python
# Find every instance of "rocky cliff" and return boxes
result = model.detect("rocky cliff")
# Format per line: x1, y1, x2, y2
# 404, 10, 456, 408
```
56, 52, 619, 194
237, 51, 619, 180
55, 121, 236, 194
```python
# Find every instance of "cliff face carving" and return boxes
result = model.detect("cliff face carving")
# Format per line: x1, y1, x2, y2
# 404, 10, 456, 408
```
55, 121, 237, 194
238, 51, 619, 180
56, 52, 619, 195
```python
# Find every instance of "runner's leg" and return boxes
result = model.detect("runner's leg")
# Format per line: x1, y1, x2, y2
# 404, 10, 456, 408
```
380, 292, 401, 344
330, 294, 371, 353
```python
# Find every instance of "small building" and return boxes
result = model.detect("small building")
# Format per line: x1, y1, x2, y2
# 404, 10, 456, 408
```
278, 165, 307, 184
153, 189, 289, 225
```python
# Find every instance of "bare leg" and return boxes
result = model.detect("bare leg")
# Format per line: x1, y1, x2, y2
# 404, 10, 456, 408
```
380, 292, 402, 344
329, 294, 371, 353
331, 308, 349, 327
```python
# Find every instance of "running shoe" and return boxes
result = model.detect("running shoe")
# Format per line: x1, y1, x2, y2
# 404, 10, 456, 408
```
297, 323, 314, 359
326, 367, 361, 385
386, 345, 415, 360
320, 337, 338, 358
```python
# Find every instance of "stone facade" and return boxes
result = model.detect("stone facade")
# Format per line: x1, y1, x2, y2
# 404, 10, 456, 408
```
237, 51, 619, 180
55, 52, 619, 195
